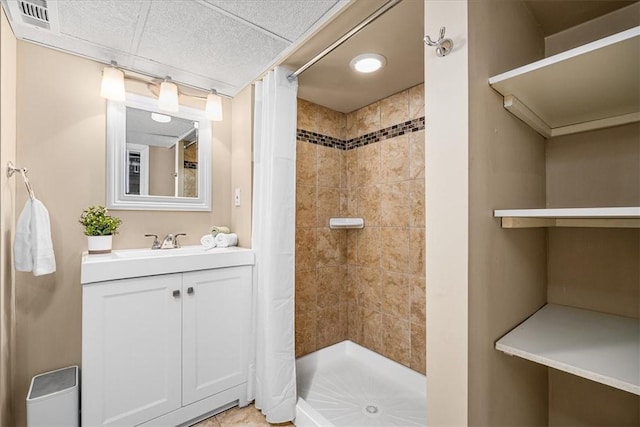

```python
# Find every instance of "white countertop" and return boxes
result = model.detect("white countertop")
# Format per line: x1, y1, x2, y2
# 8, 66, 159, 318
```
81, 245, 255, 284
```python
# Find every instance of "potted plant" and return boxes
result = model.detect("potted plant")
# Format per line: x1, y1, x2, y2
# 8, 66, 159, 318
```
79, 205, 122, 254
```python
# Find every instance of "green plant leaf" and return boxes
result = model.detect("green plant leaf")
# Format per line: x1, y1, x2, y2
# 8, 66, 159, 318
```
79, 205, 122, 236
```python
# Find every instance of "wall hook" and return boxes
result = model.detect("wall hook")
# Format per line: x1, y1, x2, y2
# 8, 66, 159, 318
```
424, 26, 454, 57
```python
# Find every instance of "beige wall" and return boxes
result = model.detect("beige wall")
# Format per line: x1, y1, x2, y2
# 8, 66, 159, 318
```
549, 370, 640, 427
545, 2, 640, 56
546, 124, 640, 209
295, 84, 426, 373
546, 124, 640, 320
230, 85, 253, 248
545, 12, 640, 425
468, 0, 549, 425
12, 42, 236, 426
149, 145, 175, 196
546, 125, 640, 425
0, 7, 17, 426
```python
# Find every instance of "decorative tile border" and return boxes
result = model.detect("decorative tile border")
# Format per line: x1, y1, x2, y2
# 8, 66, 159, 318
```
183, 161, 197, 169
296, 129, 346, 150
296, 116, 425, 151
346, 117, 425, 150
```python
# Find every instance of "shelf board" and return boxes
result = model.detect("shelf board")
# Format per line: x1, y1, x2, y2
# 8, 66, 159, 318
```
494, 207, 640, 228
496, 304, 640, 395
489, 27, 640, 138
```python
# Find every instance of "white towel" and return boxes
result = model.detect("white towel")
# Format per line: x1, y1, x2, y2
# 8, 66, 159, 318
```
214, 233, 238, 248
200, 234, 216, 249
14, 199, 56, 276
14, 201, 32, 272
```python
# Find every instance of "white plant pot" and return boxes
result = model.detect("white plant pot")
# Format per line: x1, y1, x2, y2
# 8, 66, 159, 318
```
87, 235, 113, 254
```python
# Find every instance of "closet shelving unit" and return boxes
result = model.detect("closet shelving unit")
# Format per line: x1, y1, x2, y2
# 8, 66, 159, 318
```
494, 207, 640, 228
490, 26, 640, 396
489, 26, 639, 138
496, 304, 639, 395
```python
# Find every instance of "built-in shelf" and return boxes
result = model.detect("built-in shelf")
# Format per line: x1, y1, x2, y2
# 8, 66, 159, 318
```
329, 217, 364, 229
494, 207, 640, 228
496, 304, 639, 396
489, 27, 640, 138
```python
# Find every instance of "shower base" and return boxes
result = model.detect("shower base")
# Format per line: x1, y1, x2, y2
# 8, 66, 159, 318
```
294, 340, 426, 427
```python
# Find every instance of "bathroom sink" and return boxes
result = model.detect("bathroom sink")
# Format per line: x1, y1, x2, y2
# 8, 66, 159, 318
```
113, 246, 211, 258
81, 245, 254, 284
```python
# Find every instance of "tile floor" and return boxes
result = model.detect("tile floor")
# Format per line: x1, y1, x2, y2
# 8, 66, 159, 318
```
192, 403, 294, 427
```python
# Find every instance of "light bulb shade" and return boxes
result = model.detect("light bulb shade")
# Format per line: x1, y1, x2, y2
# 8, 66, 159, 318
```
205, 92, 223, 121
158, 80, 179, 112
100, 66, 125, 101
151, 112, 171, 123
350, 53, 387, 73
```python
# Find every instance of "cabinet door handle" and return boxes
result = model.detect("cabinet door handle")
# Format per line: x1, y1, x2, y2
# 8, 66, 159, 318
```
187, 287, 194, 295
172, 290, 180, 298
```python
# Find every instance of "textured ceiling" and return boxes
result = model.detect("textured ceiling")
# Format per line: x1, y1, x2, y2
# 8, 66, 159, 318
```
2, 0, 348, 96
2, 0, 637, 113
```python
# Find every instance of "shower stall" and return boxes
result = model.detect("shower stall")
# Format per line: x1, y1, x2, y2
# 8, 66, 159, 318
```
269, 0, 427, 424
292, 82, 426, 426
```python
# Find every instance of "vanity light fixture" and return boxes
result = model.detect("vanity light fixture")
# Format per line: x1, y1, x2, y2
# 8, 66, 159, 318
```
100, 62, 126, 102
205, 90, 223, 121
158, 78, 179, 113
350, 53, 387, 73
100, 64, 224, 121
151, 112, 171, 123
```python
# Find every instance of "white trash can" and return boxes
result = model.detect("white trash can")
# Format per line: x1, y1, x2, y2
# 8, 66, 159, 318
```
26, 366, 79, 427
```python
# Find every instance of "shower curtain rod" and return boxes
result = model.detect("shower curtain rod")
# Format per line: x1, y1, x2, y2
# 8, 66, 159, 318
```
288, 0, 403, 80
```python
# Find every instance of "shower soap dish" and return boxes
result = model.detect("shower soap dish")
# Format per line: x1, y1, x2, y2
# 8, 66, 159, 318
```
329, 218, 364, 229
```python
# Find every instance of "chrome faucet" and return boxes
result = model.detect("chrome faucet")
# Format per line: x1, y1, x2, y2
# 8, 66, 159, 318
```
145, 233, 186, 249
144, 234, 161, 249
160, 233, 186, 249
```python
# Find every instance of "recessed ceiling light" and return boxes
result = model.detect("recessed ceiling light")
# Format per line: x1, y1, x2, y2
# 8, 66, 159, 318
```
151, 112, 171, 123
350, 53, 387, 73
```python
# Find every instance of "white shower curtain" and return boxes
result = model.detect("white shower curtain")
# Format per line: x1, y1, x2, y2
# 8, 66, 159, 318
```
249, 66, 298, 423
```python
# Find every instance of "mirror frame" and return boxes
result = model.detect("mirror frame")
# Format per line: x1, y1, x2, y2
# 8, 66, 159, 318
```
106, 94, 212, 211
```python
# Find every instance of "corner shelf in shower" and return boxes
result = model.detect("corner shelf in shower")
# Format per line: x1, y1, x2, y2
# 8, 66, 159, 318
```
489, 27, 640, 138
496, 304, 639, 395
329, 217, 364, 229
494, 206, 640, 228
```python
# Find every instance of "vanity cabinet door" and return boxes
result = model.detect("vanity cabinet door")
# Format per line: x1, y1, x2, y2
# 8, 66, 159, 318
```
82, 274, 182, 427
182, 266, 252, 405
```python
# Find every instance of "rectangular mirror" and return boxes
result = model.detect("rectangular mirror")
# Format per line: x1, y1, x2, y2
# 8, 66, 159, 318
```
106, 94, 211, 211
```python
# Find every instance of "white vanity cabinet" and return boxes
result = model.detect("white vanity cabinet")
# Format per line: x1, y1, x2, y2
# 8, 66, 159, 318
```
181, 268, 252, 406
81, 248, 254, 427
82, 274, 183, 426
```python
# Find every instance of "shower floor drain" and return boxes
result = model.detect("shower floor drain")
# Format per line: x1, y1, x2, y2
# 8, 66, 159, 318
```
362, 403, 382, 417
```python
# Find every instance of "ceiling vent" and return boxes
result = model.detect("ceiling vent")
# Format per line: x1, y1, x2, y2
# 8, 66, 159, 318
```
17, 0, 51, 29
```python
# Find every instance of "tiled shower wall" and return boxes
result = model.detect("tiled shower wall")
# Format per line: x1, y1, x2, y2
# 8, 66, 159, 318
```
295, 84, 426, 374
295, 101, 349, 357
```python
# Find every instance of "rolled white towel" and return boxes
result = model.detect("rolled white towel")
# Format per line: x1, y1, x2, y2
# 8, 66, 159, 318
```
209, 226, 230, 237
200, 234, 216, 249
214, 233, 238, 248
